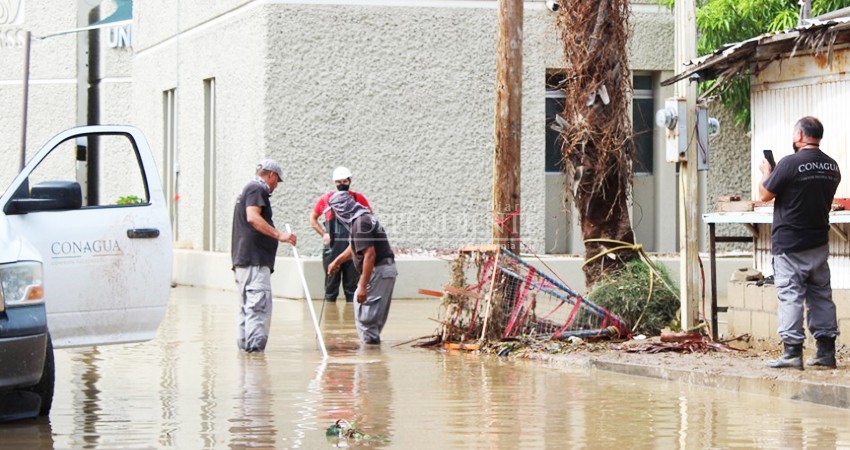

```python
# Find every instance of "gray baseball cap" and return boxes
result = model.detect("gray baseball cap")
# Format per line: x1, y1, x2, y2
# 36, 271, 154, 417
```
257, 159, 284, 181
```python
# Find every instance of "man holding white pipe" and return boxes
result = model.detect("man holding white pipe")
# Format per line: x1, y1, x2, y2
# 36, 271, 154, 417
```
231, 159, 297, 352
326, 191, 396, 345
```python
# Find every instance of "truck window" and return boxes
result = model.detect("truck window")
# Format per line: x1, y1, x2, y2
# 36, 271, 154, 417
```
27, 133, 148, 207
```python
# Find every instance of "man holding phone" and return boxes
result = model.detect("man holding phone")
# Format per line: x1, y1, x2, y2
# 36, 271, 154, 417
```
759, 116, 841, 370
763, 149, 776, 169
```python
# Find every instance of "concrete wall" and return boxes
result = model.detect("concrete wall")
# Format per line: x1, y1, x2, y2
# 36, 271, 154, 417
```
130, 1, 678, 258
705, 105, 757, 253
132, 2, 268, 249
0, 0, 134, 190
727, 281, 850, 347
2, 0, 754, 274
0, 1, 78, 189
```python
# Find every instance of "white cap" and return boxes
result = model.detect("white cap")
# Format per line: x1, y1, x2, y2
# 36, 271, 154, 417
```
332, 166, 352, 182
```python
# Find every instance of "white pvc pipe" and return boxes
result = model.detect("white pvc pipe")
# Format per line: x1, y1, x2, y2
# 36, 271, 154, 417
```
286, 224, 328, 359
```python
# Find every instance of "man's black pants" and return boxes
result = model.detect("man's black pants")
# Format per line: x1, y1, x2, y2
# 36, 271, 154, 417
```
322, 244, 358, 302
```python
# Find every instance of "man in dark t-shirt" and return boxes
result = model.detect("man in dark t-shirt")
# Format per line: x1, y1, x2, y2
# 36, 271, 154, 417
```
326, 191, 396, 345
759, 116, 841, 369
231, 159, 297, 352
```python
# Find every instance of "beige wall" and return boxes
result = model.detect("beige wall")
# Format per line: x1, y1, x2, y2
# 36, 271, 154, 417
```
727, 281, 850, 347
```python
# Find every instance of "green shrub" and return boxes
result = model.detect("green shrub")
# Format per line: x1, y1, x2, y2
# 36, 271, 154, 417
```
116, 195, 144, 205
588, 258, 680, 336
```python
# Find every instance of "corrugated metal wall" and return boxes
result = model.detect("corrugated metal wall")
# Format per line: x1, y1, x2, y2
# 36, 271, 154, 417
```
751, 54, 850, 289
751, 60, 850, 199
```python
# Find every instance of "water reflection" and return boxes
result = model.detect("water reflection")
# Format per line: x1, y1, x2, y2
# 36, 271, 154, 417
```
2, 287, 850, 449
199, 303, 220, 448
157, 314, 179, 449
316, 304, 395, 447
71, 348, 101, 449
0, 417, 54, 448
229, 354, 275, 449
325, 354, 393, 448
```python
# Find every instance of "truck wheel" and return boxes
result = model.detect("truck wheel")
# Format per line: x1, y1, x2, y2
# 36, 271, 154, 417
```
25, 333, 55, 416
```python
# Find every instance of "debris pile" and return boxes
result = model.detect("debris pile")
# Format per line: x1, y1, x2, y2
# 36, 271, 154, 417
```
422, 246, 628, 349
614, 331, 748, 354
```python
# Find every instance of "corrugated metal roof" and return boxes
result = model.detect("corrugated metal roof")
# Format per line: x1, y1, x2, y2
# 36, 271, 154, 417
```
661, 16, 850, 87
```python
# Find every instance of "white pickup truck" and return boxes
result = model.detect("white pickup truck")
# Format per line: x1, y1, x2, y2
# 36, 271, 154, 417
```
0, 125, 172, 421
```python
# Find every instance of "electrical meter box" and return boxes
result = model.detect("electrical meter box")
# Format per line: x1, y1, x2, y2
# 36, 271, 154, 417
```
655, 97, 688, 163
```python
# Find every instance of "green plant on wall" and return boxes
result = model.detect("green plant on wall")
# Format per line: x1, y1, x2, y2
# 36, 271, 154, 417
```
116, 195, 144, 205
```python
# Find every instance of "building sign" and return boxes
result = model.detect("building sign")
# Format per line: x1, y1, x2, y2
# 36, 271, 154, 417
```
0, 0, 25, 26
1, 27, 25, 47
0, 0, 25, 49
107, 25, 132, 49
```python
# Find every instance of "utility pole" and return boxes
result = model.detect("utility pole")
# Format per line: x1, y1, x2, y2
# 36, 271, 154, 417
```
675, 0, 700, 329
20, 31, 31, 171
492, 0, 523, 253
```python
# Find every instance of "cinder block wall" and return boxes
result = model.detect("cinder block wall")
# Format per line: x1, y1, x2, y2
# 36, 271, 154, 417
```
727, 281, 850, 348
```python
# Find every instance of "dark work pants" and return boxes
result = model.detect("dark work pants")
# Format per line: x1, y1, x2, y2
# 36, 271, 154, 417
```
322, 243, 359, 302
354, 262, 397, 344
773, 243, 838, 344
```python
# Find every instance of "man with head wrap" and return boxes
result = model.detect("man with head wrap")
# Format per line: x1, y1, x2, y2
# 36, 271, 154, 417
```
326, 191, 396, 345
308, 166, 372, 303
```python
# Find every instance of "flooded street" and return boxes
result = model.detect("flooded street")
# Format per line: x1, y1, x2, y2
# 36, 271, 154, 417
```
3, 286, 850, 449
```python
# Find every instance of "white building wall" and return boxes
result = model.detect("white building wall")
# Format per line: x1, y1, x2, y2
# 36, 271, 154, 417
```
0, 1, 78, 189
133, 3, 268, 249
3, 1, 728, 262
98, 0, 134, 125
0, 0, 136, 190
130, 1, 678, 256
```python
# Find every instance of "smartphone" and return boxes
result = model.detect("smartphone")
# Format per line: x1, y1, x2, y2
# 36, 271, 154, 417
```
763, 149, 776, 170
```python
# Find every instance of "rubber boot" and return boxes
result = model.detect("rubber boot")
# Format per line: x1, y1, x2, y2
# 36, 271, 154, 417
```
806, 337, 836, 368
767, 343, 804, 370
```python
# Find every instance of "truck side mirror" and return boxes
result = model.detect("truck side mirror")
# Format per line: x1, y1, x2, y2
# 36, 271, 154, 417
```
5, 181, 83, 214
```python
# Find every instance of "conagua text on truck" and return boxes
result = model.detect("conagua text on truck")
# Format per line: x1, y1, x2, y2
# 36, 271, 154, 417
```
0, 125, 172, 421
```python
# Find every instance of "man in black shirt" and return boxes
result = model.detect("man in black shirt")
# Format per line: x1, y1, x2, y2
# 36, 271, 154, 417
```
759, 116, 841, 369
326, 191, 397, 345
231, 159, 297, 352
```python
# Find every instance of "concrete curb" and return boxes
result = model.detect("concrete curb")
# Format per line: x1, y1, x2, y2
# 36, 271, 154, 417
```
533, 353, 850, 410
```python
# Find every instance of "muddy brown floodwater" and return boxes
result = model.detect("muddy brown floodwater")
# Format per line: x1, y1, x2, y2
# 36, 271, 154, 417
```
2, 286, 850, 449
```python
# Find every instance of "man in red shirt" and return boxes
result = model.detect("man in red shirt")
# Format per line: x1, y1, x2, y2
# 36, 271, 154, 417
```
309, 167, 371, 302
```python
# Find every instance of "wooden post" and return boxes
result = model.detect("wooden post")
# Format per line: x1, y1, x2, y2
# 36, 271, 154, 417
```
492, 0, 523, 254
675, 0, 700, 329
479, 250, 502, 341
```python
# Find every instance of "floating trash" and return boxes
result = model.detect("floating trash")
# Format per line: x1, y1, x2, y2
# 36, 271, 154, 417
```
325, 419, 389, 445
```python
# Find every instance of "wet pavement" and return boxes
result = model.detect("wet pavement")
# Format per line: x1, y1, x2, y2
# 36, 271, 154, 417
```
3, 286, 850, 449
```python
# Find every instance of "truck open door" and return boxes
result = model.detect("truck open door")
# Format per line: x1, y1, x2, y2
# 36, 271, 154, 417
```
0, 125, 172, 348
